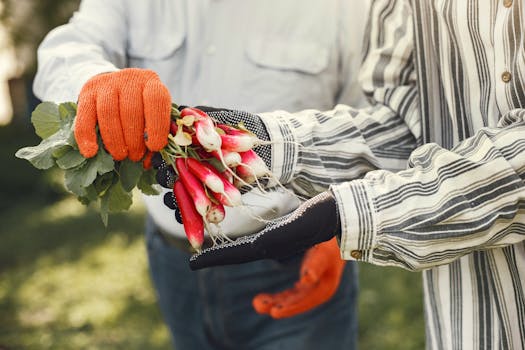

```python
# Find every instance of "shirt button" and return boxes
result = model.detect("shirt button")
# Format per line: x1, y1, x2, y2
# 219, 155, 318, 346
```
503, 0, 512, 8
501, 71, 512, 83
206, 45, 216, 55
350, 250, 362, 259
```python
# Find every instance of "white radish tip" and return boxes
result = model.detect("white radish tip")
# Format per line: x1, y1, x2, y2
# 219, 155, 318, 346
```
207, 178, 224, 194
189, 238, 203, 252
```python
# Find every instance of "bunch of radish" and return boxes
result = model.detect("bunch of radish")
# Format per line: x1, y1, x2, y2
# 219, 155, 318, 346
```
159, 107, 272, 252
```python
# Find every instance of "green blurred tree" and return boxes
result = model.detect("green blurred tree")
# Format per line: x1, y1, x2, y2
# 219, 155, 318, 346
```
0, 0, 81, 75
0, 0, 80, 120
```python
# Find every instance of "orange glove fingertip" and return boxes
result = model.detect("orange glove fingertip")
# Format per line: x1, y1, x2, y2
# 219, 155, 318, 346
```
142, 151, 154, 170
75, 94, 99, 158
252, 237, 346, 319
143, 79, 172, 152
252, 293, 275, 315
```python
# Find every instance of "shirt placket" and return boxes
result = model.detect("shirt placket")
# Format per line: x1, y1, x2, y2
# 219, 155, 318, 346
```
493, 0, 514, 114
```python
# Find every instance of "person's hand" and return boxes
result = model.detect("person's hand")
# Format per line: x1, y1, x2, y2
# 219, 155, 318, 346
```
252, 237, 345, 319
154, 105, 273, 216
75, 68, 171, 161
150, 152, 183, 224
189, 191, 341, 270
191, 106, 272, 170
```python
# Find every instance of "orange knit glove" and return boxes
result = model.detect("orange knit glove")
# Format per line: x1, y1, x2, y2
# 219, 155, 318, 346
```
75, 68, 171, 161
252, 237, 345, 319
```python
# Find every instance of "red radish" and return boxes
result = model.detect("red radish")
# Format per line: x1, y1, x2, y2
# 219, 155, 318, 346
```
212, 188, 242, 207
211, 149, 241, 167
235, 167, 255, 185
220, 133, 259, 152
179, 110, 256, 186
201, 162, 242, 207
221, 168, 234, 184
170, 120, 179, 135
188, 116, 250, 187
175, 158, 211, 217
195, 118, 222, 151
206, 202, 225, 224
180, 107, 223, 151
216, 124, 263, 152
191, 134, 201, 146
234, 149, 271, 192
196, 148, 213, 159
173, 180, 204, 251
237, 150, 269, 179
186, 158, 224, 194
180, 107, 208, 119
188, 123, 250, 188
216, 124, 244, 135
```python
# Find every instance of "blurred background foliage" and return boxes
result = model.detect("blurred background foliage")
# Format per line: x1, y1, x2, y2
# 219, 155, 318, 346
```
0, 1, 425, 349
0, 0, 81, 74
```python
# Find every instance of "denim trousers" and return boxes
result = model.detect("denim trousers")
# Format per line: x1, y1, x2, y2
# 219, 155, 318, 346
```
145, 218, 359, 350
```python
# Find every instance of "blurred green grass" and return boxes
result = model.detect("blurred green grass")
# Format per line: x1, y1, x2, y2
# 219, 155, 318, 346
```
0, 121, 425, 349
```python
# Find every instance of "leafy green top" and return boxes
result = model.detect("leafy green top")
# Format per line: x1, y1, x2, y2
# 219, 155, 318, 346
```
15, 102, 159, 226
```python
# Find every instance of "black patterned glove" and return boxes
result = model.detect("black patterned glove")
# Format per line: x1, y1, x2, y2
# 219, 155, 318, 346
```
151, 152, 182, 224
152, 152, 176, 188
189, 191, 341, 270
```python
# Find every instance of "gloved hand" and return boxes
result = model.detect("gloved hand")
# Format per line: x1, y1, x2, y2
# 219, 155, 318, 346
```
252, 237, 345, 319
189, 190, 340, 270
150, 152, 183, 224
153, 105, 273, 217
75, 68, 171, 161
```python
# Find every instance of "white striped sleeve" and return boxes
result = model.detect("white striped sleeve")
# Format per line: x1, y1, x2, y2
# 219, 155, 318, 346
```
260, 0, 421, 197
332, 109, 525, 270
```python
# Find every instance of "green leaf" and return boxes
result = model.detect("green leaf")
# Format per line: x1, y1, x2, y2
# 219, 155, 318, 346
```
78, 196, 91, 206
52, 145, 73, 159
15, 128, 72, 169
98, 180, 133, 226
94, 148, 115, 175
63, 118, 78, 148
78, 185, 98, 204
73, 149, 115, 189
100, 195, 109, 227
62, 145, 114, 200
77, 161, 99, 188
118, 160, 144, 192
58, 102, 77, 123
64, 167, 88, 197
31, 102, 61, 139
138, 169, 161, 195
105, 181, 133, 213
56, 148, 86, 170
85, 185, 99, 201
15, 145, 56, 170
94, 172, 116, 197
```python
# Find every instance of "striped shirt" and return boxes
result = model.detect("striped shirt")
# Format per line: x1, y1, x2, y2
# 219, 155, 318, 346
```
260, 1, 525, 349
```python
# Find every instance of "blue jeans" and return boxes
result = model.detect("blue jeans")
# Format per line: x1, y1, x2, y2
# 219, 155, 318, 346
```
146, 218, 358, 350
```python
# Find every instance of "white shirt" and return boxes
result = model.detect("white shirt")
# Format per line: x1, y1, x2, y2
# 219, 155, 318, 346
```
33, 0, 369, 237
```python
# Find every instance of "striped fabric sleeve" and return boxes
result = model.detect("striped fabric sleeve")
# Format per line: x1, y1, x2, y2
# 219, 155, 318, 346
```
260, 0, 421, 198
332, 109, 525, 271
